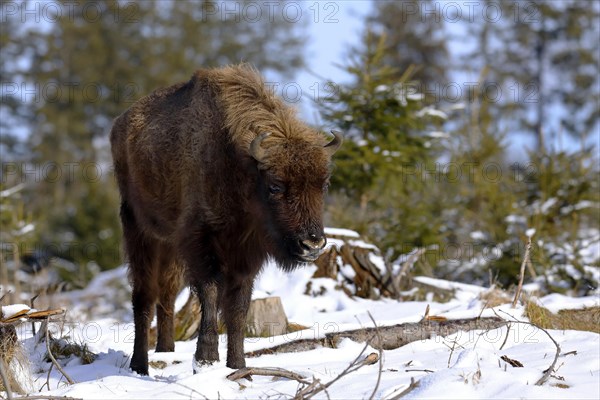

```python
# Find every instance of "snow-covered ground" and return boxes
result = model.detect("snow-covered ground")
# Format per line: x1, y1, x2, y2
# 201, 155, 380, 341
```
3, 261, 599, 399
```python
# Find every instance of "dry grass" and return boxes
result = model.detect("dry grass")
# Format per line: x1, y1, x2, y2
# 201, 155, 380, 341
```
46, 337, 98, 365
148, 360, 168, 369
0, 324, 31, 394
479, 287, 513, 308
525, 301, 600, 333
287, 322, 309, 333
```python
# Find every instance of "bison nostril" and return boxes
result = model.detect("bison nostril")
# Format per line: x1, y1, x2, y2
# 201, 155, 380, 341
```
301, 236, 327, 251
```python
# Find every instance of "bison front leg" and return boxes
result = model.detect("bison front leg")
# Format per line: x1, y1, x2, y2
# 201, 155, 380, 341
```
222, 277, 253, 369
193, 281, 220, 370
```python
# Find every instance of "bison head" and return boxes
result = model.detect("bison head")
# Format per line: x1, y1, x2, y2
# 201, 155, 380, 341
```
250, 131, 342, 269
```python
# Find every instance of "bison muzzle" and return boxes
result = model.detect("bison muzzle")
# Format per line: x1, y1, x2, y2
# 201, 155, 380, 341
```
110, 64, 341, 375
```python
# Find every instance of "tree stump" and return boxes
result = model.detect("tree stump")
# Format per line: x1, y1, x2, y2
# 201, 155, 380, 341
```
314, 229, 391, 299
153, 294, 290, 344
246, 297, 288, 337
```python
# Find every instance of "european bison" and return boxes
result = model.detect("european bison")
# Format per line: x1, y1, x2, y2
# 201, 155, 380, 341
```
110, 64, 341, 375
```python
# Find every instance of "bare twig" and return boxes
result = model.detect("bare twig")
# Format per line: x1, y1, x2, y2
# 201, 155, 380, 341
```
44, 321, 75, 385
526, 253, 537, 279
40, 360, 52, 392
512, 235, 532, 308
499, 322, 512, 351
307, 342, 374, 400
421, 304, 430, 322
405, 369, 434, 373
0, 358, 14, 400
294, 378, 325, 399
496, 309, 561, 386
300, 342, 379, 400
227, 367, 307, 382
445, 339, 465, 368
477, 299, 489, 319
387, 377, 420, 400
30, 294, 39, 336
393, 248, 425, 297
366, 311, 383, 400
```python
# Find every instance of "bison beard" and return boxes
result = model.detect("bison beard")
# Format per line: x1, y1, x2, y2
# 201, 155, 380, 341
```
110, 64, 341, 375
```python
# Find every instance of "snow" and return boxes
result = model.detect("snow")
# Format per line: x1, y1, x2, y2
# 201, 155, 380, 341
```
414, 276, 485, 295
540, 197, 559, 214
428, 130, 450, 139
1, 303, 31, 319
6, 264, 600, 399
348, 239, 378, 250
324, 227, 360, 238
369, 253, 388, 275
417, 106, 449, 120
534, 293, 600, 313
470, 231, 486, 241
0, 182, 26, 198
505, 214, 527, 224
174, 287, 191, 313
407, 93, 425, 101
13, 222, 35, 236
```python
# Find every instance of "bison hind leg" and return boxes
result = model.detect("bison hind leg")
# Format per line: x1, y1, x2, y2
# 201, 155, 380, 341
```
155, 252, 183, 353
121, 201, 159, 375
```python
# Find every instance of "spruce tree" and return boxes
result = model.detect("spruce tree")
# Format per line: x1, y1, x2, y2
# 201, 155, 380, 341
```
365, 0, 449, 88
321, 32, 446, 259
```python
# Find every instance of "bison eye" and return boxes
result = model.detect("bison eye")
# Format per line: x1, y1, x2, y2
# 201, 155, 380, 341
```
269, 183, 284, 195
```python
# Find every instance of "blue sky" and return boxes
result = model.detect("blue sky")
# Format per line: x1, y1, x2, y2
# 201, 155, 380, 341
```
288, 1, 598, 160
275, 1, 372, 125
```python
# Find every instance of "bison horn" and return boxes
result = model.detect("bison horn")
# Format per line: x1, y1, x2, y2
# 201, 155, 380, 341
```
324, 130, 343, 155
250, 132, 270, 162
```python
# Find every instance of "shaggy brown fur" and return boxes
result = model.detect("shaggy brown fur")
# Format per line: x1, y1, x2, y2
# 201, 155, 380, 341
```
110, 64, 341, 375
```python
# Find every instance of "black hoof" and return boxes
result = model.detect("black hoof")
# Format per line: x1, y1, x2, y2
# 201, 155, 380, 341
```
130, 363, 149, 376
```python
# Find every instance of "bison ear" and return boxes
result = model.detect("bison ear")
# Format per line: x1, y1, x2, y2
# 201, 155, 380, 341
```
324, 130, 343, 156
250, 132, 270, 163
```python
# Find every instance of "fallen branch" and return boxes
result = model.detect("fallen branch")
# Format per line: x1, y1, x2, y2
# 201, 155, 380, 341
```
246, 317, 508, 357
226, 350, 379, 399
227, 367, 307, 383
1, 308, 64, 324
